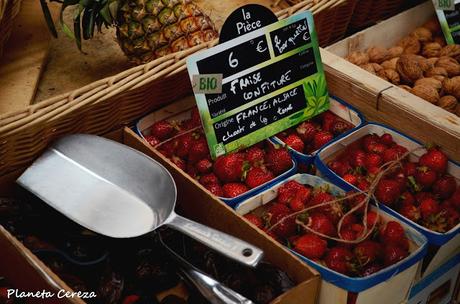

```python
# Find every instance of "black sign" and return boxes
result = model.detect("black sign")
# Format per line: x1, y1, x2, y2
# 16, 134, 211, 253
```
445, 4, 460, 28
270, 19, 311, 56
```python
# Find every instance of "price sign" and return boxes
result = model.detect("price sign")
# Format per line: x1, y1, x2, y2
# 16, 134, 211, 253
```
433, 0, 460, 44
186, 10, 329, 159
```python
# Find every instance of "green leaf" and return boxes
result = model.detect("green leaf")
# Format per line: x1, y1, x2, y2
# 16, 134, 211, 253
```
73, 14, 82, 50
60, 5, 76, 40
39, 0, 58, 37
99, 3, 112, 24
289, 111, 304, 121
108, 0, 118, 21
307, 97, 317, 108
82, 7, 96, 39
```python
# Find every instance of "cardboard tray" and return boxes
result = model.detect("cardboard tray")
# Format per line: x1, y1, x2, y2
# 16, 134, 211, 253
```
0, 127, 320, 304
269, 95, 365, 165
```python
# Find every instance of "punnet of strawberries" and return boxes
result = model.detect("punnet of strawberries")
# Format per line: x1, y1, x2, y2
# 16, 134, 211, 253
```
275, 111, 355, 155
243, 179, 413, 277
327, 132, 460, 233
143, 107, 294, 199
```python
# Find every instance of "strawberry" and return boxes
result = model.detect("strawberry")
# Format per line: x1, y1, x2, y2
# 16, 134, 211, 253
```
245, 167, 274, 189
451, 187, 460, 209
285, 134, 305, 152
265, 147, 292, 175
403, 162, 417, 177
222, 183, 248, 198
381, 221, 405, 244
360, 263, 383, 277
188, 137, 210, 164
433, 175, 456, 199
195, 159, 213, 174
200, 173, 219, 186
308, 213, 336, 236
384, 244, 408, 266
362, 134, 380, 152
346, 191, 367, 214
294, 186, 312, 204
123, 295, 141, 304
367, 166, 381, 176
175, 133, 194, 158
354, 240, 382, 265
293, 233, 327, 259
190, 107, 202, 127
440, 204, 460, 229
151, 121, 175, 140
343, 174, 359, 186
415, 192, 434, 205
380, 133, 394, 146
368, 143, 387, 155
382, 147, 402, 163
158, 140, 177, 158
245, 146, 265, 166
415, 167, 437, 188
289, 197, 306, 212
270, 210, 296, 239
375, 179, 401, 205
350, 150, 366, 167
420, 197, 440, 219
339, 228, 358, 243
186, 162, 199, 179
313, 131, 334, 150
309, 191, 335, 208
277, 180, 304, 204
244, 214, 263, 229
342, 214, 358, 227
331, 119, 352, 136
329, 161, 351, 177
365, 153, 382, 169
310, 191, 343, 224
351, 223, 365, 238
324, 246, 354, 275
419, 148, 448, 174
170, 156, 186, 171
145, 135, 160, 147
296, 121, 319, 143
320, 111, 337, 132
357, 180, 371, 191
214, 153, 245, 183
365, 211, 379, 228
268, 203, 291, 220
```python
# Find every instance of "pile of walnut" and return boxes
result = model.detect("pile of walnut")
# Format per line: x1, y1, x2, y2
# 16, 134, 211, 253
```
346, 17, 460, 117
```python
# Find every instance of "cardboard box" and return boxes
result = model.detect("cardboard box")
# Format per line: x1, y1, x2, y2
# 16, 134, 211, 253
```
0, 128, 320, 304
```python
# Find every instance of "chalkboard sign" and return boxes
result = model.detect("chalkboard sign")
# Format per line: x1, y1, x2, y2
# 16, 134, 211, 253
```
434, 0, 460, 44
187, 10, 329, 159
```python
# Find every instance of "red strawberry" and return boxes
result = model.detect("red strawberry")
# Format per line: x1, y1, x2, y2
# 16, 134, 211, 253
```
158, 140, 177, 158
380, 133, 394, 146
382, 147, 402, 163
171, 156, 186, 171
265, 147, 292, 175
123, 295, 141, 304
188, 137, 210, 163
270, 211, 296, 239
352, 223, 365, 238
294, 186, 312, 204
354, 240, 382, 265
365, 153, 383, 169
308, 213, 336, 236
175, 133, 194, 158
320, 111, 337, 132
375, 179, 401, 205
285, 134, 305, 152
339, 228, 358, 243
200, 173, 219, 186
415, 167, 437, 188
329, 161, 351, 177
151, 121, 175, 140
420, 198, 440, 219
186, 162, 199, 179
403, 162, 417, 177
343, 174, 358, 186
381, 221, 405, 244
419, 148, 448, 174
246, 146, 265, 166
195, 159, 213, 174
331, 119, 352, 136
205, 183, 224, 197
346, 191, 367, 214
365, 211, 379, 228
310, 191, 343, 224
451, 187, 460, 209
360, 263, 383, 277
268, 203, 291, 220
342, 213, 358, 227
357, 180, 371, 191
277, 180, 304, 204
368, 143, 387, 155
384, 244, 408, 266
244, 214, 263, 229
324, 246, 354, 275
190, 107, 202, 127
400, 191, 415, 205
367, 166, 381, 176
433, 175, 456, 199
350, 150, 366, 167
309, 191, 335, 207
289, 197, 305, 212
145, 135, 160, 147
296, 121, 319, 143
214, 153, 245, 183
245, 167, 274, 189
222, 183, 248, 198
440, 204, 460, 229
313, 131, 334, 150
362, 134, 380, 152
293, 234, 327, 259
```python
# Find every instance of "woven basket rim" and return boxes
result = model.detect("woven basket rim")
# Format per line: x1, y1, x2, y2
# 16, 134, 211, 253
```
0, 0, 348, 135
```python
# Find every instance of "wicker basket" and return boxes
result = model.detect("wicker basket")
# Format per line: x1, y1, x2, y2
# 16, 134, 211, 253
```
0, 0, 356, 175
0, 0, 22, 58
349, 0, 404, 31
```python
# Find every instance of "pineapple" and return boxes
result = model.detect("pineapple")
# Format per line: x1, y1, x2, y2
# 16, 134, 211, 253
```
40, 0, 218, 64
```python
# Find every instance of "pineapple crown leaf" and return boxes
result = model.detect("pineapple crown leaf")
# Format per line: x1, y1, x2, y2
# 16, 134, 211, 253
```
39, 0, 59, 38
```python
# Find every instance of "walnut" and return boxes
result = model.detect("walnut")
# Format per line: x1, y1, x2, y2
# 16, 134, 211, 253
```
436, 56, 460, 77
442, 77, 460, 99
438, 95, 458, 112
396, 54, 424, 84
440, 44, 460, 61
346, 51, 369, 65
383, 69, 400, 84
399, 85, 412, 92
381, 57, 399, 70
423, 18, 441, 34
411, 27, 433, 42
433, 75, 446, 83
398, 36, 421, 54
359, 63, 376, 74
367, 46, 389, 63
370, 63, 383, 74
414, 77, 442, 91
434, 36, 447, 47
376, 68, 388, 81
416, 56, 434, 72
425, 67, 448, 78
387, 46, 403, 59
411, 85, 440, 104
426, 57, 439, 67
422, 42, 442, 57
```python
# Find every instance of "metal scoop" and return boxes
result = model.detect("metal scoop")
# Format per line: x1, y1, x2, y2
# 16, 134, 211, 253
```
17, 134, 263, 267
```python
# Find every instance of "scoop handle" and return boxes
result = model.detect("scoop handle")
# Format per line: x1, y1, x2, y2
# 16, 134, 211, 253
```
165, 214, 263, 267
